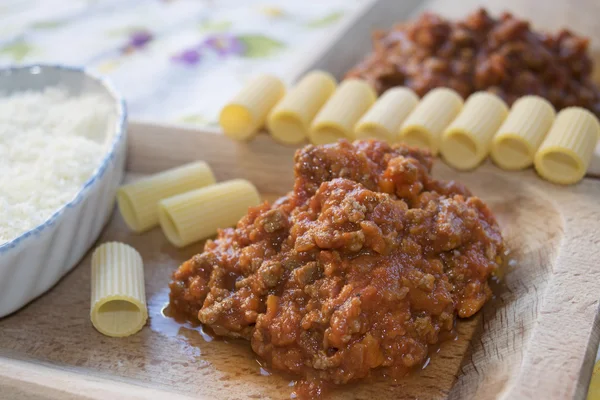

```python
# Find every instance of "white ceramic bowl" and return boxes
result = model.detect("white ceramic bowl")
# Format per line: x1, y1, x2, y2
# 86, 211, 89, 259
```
0, 65, 127, 318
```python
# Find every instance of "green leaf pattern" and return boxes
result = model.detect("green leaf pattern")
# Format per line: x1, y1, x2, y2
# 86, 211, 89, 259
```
306, 11, 344, 28
31, 20, 65, 30
198, 20, 232, 33
0, 40, 35, 61
239, 35, 285, 58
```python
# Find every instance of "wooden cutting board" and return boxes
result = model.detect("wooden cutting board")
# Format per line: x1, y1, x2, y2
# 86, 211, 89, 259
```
0, 122, 599, 400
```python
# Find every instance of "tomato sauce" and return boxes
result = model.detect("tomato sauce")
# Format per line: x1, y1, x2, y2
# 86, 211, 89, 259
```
169, 140, 504, 398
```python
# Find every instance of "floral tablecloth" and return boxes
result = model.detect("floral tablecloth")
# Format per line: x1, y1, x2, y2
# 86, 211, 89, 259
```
0, 0, 363, 127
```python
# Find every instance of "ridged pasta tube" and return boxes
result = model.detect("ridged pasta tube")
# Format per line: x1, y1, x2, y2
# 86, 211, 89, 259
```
534, 107, 600, 185
441, 92, 508, 170
309, 79, 376, 145
219, 74, 285, 140
117, 161, 216, 233
267, 71, 337, 145
589, 360, 600, 400
491, 96, 556, 170
90, 242, 147, 337
399, 88, 463, 154
158, 179, 261, 248
355, 87, 419, 142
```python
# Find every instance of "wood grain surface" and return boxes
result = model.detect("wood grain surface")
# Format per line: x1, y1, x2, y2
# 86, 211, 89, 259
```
1, 122, 599, 400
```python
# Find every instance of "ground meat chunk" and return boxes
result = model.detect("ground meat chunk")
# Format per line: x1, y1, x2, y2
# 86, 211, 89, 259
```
346, 8, 600, 117
168, 140, 504, 398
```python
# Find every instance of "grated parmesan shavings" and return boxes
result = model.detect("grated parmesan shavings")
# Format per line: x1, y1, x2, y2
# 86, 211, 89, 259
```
0, 87, 115, 244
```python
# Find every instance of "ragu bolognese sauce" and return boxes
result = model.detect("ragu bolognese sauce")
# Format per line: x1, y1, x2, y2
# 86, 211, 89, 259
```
169, 140, 504, 398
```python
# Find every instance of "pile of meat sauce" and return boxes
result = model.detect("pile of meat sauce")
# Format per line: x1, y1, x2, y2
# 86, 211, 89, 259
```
169, 140, 504, 397
345, 8, 600, 117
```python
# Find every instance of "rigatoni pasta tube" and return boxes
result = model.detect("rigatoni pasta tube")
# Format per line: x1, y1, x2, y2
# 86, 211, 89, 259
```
588, 360, 600, 400
534, 107, 600, 185
219, 74, 285, 140
309, 79, 376, 145
90, 242, 147, 337
267, 71, 337, 145
158, 179, 261, 247
491, 96, 555, 170
399, 88, 463, 154
441, 92, 508, 170
355, 87, 419, 142
117, 161, 216, 233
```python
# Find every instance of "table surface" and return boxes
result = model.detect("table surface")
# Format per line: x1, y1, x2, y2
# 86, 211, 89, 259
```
1, 0, 599, 397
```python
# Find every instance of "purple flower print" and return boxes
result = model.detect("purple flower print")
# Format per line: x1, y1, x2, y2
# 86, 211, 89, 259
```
130, 31, 153, 48
171, 34, 251, 66
122, 30, 153, 54
202, 34, 245, 57
171, 49, 202, 65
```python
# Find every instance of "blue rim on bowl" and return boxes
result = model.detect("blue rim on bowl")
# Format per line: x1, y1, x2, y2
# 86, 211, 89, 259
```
0, 64, 128, 253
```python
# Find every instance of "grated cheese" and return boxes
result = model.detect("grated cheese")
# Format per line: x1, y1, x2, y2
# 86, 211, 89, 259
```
0, 87, 115, 245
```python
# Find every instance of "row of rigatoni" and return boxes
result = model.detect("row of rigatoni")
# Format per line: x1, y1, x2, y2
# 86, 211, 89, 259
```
89, 163, 261, 338
219, 72, 600, 185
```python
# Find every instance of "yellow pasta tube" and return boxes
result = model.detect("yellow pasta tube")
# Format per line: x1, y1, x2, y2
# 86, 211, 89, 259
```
309, 79, 377, 145
441, 92, 508, 170
117, 161, 216, 233
399, 88, 463, 154
90, 242, 147, 338
534, 107, 600, 185
158, 179, 261, 248
355, 87, 419, 142
491, 96, 556, 170
219, 74, 286, 140
267, 71, 337, 145
588, 360, 600, 400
